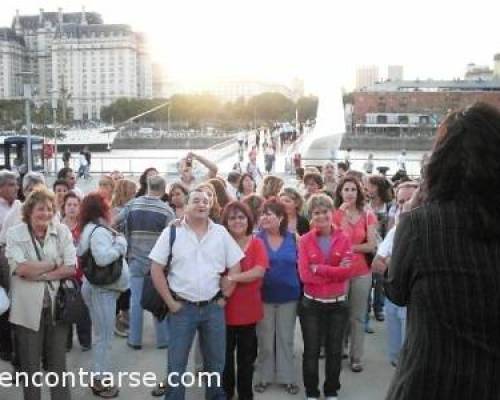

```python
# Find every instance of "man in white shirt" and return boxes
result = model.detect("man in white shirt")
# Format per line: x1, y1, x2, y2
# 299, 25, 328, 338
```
150, 189, 243, 399
0, 171, 19, 233
372, 182, 418, 367
0, 171, 19, 362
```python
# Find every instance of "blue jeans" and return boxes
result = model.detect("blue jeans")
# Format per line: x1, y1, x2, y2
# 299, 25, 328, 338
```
81, 282, 119, 376
165, 302, 226, 400
128, 275, 169, 347
385, 299, 407, 363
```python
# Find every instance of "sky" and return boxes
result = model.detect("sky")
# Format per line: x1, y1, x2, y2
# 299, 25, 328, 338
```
2, 0, 500, 94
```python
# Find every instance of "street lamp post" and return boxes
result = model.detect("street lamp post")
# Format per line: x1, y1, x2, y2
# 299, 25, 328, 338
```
17, 71, 34, 172
167, 103, 170, 134
50, 89, 59, 172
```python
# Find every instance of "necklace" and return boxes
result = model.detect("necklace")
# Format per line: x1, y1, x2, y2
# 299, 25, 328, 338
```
344, 210, 360, 224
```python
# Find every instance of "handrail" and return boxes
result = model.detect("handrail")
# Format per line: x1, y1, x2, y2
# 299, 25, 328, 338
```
46, 133, 241, 176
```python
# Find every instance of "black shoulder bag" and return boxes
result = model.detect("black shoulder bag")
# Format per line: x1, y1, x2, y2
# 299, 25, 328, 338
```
141, 225, 176, 321
29, 226, 86, 324
80, 224, 123, 285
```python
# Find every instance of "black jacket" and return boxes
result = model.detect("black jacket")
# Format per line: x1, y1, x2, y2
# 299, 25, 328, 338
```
385, 202, 500, 400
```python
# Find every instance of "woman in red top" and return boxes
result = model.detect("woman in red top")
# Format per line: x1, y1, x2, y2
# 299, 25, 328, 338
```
332, 176, 377, 373
221, 201, 268, 400
61, 192, 91, 351
298, 193, 353, 400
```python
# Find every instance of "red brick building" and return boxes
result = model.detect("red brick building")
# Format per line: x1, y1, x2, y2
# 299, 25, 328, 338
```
351, 81, 500, 135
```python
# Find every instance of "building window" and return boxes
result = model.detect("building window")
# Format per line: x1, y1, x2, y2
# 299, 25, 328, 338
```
419, 116, 430, 125
398, 115, 409, 124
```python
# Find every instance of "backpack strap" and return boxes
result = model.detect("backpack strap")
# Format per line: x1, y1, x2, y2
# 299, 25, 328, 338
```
166, 225, 176, 270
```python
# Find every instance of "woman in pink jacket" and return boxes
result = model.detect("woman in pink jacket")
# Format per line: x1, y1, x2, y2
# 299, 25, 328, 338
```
298, 193, 353, 400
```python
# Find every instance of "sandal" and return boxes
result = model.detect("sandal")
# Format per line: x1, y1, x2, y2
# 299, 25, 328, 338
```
284, 383, 300, 395
254, 382, 269, 393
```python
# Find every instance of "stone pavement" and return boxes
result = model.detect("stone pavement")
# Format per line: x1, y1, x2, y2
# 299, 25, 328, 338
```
0, 315, 394, 399
5, 144, 396, 399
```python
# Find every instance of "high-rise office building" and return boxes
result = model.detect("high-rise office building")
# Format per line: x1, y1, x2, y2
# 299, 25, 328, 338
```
387, 65, 404, 81
355, 65, 379, 90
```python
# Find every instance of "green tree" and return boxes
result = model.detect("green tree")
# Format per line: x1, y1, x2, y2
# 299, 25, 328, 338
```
248, 93, 295, 126
0, 100, 24, 129
296, 96, 318, 122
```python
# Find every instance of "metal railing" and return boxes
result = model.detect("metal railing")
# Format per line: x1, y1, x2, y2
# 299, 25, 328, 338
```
45, 134, 241, 176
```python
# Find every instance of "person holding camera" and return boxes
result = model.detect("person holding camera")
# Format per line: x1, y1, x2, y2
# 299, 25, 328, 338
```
178, 152, 218, 191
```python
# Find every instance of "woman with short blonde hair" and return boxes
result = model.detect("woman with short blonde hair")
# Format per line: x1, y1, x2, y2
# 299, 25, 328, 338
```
7, 187, 76, 400
260, 175, 284, 200
306, 192, 335, 217
299, 193, 352, 399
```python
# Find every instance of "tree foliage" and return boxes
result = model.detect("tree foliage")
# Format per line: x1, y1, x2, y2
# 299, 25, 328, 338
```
0, 100, 73, 131
0, 100, 24, 129
99, 93, 319, 129
297, 96, 319, 122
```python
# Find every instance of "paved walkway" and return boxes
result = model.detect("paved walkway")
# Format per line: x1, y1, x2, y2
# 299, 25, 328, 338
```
0, 315, 394, 399
3, 141, 396, 399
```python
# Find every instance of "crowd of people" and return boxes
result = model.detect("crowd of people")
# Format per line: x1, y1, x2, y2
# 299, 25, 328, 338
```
0, 102, 499, 400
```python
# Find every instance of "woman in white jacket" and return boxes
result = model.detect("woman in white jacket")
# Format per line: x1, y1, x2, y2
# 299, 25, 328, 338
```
77, 192, 129, 398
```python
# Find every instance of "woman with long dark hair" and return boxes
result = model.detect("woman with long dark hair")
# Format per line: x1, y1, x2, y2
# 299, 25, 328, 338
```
237, 173, 256, 199
385, 102, 500, 400
364, 175, 394, 327
168, 182, 189, 219
279, 187, 310, 235
136, 167, 158, 198
332, 177, 377, 373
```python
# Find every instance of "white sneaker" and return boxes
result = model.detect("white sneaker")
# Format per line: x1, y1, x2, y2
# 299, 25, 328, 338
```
306, 398, 319, 400
325, 397, 338, 400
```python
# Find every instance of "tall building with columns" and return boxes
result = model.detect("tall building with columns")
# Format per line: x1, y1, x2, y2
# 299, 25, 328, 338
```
0, 28, 24, 98
1, 8, 152, 120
